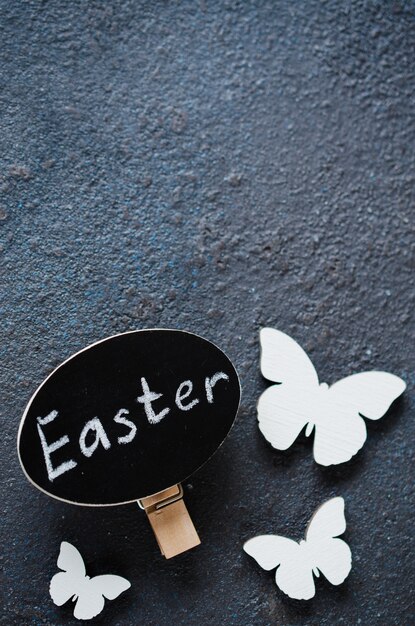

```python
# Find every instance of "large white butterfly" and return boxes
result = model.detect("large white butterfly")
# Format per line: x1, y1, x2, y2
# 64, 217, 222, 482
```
49, 541, 131, 620
244, 497, 351, 600
258, 328, 406, 466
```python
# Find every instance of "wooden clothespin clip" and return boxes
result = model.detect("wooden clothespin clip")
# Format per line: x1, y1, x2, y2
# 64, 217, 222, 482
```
138, 484, 200, 559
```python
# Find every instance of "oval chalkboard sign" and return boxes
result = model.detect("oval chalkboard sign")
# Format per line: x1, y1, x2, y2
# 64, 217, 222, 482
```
18, 330, 240, 506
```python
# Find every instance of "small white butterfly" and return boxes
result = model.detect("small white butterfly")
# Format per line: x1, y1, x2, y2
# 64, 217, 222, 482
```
244, 497, 352, 600
258, 328, 406, 466
49, 541, 131, 620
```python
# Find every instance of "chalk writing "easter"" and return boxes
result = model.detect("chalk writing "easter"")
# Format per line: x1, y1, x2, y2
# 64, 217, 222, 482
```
36, 372, 229, 482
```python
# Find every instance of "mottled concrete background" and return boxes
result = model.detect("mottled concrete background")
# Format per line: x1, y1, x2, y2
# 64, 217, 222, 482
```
1, 1, 414, 625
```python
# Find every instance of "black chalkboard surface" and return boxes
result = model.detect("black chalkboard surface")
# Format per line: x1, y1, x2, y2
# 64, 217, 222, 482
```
18, 330, 240, 505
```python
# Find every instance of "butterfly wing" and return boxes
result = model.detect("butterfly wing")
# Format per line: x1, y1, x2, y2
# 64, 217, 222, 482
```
313, 410, 367, 466
258, 385, 310, 450
328, 372, 406, 420
313, 372, 406, 466
57, 541, 86, 577
258, 329, 319, 450
88, 575, 131, 600
260, 328, 319, 386
275, 555, 316, 600
73, 589, 105, 621
244, 535, 298, 570
49, 572, 77, 607
306, 497, 346, 541
313, 538, 352, 586
306, 497, 352, 586
73, 575, 131, 620
244, 535, 314, 600
50, 542, 86, 607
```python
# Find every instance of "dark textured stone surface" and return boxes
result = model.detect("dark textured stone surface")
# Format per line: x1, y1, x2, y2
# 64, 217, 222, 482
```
1, 1, 414, 624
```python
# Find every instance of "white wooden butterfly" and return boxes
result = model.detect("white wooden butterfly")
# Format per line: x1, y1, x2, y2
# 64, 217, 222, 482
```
258, 328, 406, 466
49, 541, 131, 620
244, 497, 351, 600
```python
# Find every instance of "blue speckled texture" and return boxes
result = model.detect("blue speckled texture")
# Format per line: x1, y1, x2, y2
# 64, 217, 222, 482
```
1, 1, 414, 624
